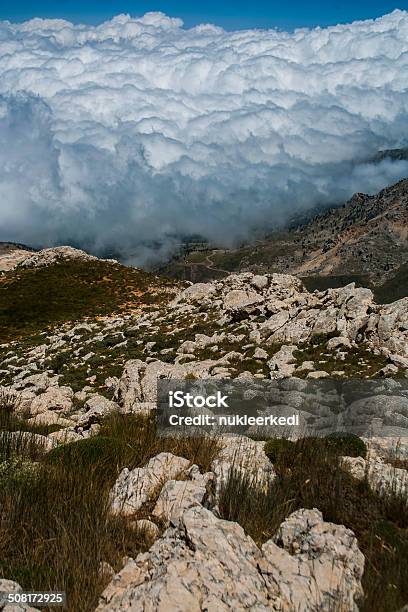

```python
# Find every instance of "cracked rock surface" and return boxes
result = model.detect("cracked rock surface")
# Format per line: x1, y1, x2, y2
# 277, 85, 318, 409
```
96, 506, 364, 612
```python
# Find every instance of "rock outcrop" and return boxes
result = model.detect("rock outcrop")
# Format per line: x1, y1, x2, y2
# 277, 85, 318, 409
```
211, 435, 275, 506
110, 453, 193, 516
342, 455, 408, 497
97, 506, 364, 612
18, 246, 111, 269
263, 508, 365, 611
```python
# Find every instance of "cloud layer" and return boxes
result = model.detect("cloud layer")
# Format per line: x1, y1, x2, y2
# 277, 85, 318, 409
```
1, 10, 408, 264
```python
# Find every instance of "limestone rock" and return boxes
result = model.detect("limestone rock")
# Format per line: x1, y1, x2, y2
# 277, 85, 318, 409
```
48, 427, 85, 445
223, 289, 263, 315
262, 508, 365, 612
307, 370, 329, 379
132, 519, 160, 540
26, 411, 73, 428
13, 372, 60, 393
211, 435, 274, 505
311, 307, 338, 336
97, 506, 272, 611
251, 275, 269, 290
29, 386, 73, 415
115, 359, 223, 413
0, 579, 40, 611
152, 475, 211, 526
268, 345, 297, 379
260, 311, 290, 338
110, 453, 192, 516
0, 247, 33, 271
178, 340, 197, 355
326, 336, 352, 350
76, 394, 120, 429
342, 455, 408, 496
18, 246, 103, 269
296, 360, 315, 373
97, 505, 364, 612
377, 298, 408, 357
253, 347, 268, 360
364, 436, 408, 460
174, 283, 217, 305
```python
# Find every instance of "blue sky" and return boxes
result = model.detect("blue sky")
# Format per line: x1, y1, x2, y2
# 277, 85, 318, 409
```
1, 0, 408, 30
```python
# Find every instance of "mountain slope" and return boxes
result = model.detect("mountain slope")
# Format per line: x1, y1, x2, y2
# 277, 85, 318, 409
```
159, 179, 408, 302
0, 247, 179, 343
0, 242, 36, 271
1, 250, 408, 612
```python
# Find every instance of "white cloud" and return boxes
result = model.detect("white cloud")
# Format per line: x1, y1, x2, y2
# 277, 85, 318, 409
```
0, 10, 408, 264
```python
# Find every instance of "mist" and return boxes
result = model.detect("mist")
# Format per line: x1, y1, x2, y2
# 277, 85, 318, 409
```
1, 10, 408, 266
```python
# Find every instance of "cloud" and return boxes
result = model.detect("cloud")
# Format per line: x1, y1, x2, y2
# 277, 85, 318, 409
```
0, 10, 408, 265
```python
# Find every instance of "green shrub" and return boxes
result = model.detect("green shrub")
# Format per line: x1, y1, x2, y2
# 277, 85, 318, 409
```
325, 433, 367, 458
0, 459, 35, 488
264, 435, 366, 466
101, 335, 121, 348
264, 438, 295, 463
124, 328, 138, 338
47, 352, 70, 373
86, 355, 104, 366
126, 337, 141, 349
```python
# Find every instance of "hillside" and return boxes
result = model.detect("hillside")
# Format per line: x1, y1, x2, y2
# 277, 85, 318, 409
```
159, 179, 408, 302
0, 246, 179, 343
0, 242, 36, 271
0, 248, 408, 612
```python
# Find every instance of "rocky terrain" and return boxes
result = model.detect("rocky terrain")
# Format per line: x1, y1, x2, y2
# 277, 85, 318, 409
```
0, 246, 408, 611
0, 242, 35, 272
160, 179, 408, 303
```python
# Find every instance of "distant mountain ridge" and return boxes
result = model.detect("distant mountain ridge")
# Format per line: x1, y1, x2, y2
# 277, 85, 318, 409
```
159, 178, 408, 303
2, 173, 408, 303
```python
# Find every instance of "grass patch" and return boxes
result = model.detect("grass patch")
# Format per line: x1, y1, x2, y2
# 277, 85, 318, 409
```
294, 335, 388, 378
0, 413, 220, 611
0, 259, 177, 342
219, 436, 408, 612
99, 412, 221, 474
0, 460, 149, 612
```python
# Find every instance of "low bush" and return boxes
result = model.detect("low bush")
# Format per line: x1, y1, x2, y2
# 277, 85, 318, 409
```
325, 433, 367, 458
264, 438, 295, 463
264, 434, 366, 467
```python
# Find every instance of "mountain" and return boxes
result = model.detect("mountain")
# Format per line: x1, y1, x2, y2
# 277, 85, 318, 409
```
158, 178, 408, 303
1, 246, 408, 611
